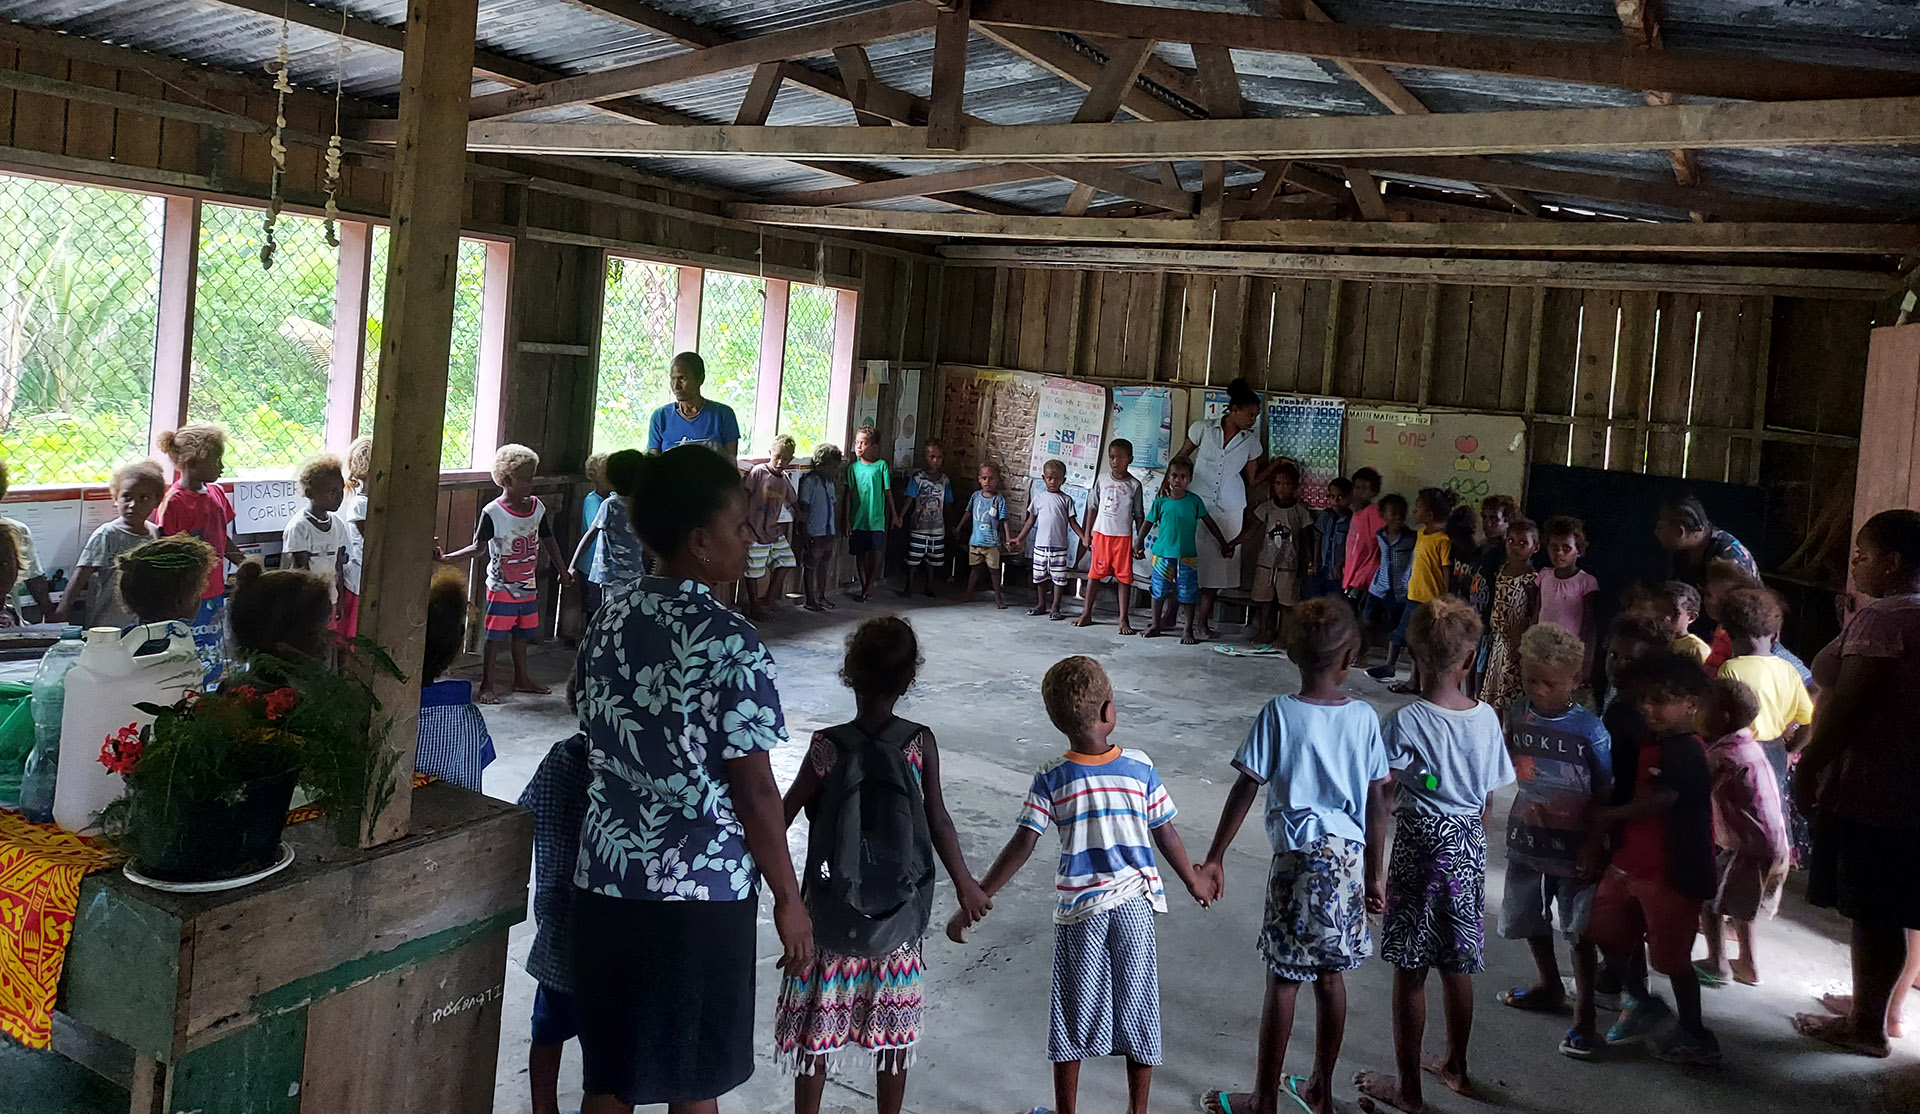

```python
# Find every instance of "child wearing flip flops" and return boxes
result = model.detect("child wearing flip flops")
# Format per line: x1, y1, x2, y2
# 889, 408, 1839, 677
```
1696, 675, 1789, 988
1012, 459, 1087, 620
1194, 598, 1392, 1114
1494, 623, 1614, 1060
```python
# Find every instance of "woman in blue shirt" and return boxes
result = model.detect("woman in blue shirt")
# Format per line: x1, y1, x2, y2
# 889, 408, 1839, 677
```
570, 445, 810, 1113
646, 351, 741, 461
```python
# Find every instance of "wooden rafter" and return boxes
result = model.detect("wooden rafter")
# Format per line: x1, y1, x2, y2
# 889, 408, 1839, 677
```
770, 166, 1050, 207
390, 96, 1920, 161
969, 0, 1920, 101
927, 0, 971, 150
723, 206, 1920, 253
1615, 0, 1701, 197
734, 62, 785, 126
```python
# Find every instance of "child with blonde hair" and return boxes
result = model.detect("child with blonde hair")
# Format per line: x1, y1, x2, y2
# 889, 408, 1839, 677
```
569, 449, 646, 616
1359, 597, 1514, 1113
436, 443, 573, 703
114, 535, 218, 626
283, 455, 352, 631
575, 451, 611, 617
58, 459, 165, 628
155, 422, 242, 685
950, 655, 1208, 1114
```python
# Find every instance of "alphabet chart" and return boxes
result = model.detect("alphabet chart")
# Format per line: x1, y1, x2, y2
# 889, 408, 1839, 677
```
1028, 377, 1108, 488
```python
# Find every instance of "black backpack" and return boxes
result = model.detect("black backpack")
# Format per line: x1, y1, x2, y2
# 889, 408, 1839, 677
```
804, 716, 936, 958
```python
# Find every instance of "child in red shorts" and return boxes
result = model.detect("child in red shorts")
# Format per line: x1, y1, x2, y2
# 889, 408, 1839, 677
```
1581, 652, 1720, 1064
1078, 439, 1147, 634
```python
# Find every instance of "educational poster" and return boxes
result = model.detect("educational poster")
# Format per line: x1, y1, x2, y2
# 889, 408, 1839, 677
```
853, 374, 882, 433
1342, 407, 1528, 511
1110, 386, 1174, 469
1, 497, 81, 582
1202, 388, 1232, 424
1191, 386, 1263, 446
1267, 394, 1347, 508
1028, 377, 1108, 488
891, 366, 922, 469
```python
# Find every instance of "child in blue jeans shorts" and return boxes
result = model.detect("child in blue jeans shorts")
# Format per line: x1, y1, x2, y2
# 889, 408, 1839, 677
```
1195, 598, 1393, 1114
518, 726, 590, 1114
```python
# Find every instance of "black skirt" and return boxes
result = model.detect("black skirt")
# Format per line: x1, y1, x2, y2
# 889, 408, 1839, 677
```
571, 889, 758, 1105
1807, 815, 1920, 931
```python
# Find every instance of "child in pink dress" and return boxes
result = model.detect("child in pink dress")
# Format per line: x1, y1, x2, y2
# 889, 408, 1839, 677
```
1698, 675, 1789, 987
1538, 515, 1599, 678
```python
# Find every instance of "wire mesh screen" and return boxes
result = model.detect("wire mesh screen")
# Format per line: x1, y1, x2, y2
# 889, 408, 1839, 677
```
698, 271, 765, 455
362, 229, 490, 470
592, 256, 678, 453
781, 285, 837, 456
0, 175, 164, 485
189, 203, 336, 476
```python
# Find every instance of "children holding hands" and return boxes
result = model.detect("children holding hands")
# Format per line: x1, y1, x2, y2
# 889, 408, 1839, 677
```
742, 436, 800, 620
1241, 459, 1316, 649
1195, 598, 1391, 1114
846, 426, 890, 602
1145, 457, 1233, 644
1078, 438, 1146, 633
952, 655, 1209, 1114
955, 462, 1011, 608
797, 443, 844, 613
896, 440, 952, 598
1013, 459, 1087, 620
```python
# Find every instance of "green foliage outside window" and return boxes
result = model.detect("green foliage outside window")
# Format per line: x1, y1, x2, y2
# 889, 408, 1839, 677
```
698, 270, 765, 454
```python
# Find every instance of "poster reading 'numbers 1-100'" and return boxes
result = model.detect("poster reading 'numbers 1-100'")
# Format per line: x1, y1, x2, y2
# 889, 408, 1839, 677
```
1028, 377, 1108, 488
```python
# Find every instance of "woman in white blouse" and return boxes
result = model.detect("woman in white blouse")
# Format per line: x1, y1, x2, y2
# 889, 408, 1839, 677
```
1170, 378, 1268, 640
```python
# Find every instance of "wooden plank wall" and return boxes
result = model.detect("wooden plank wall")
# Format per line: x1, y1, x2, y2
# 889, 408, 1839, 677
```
940, 265, 1875, 580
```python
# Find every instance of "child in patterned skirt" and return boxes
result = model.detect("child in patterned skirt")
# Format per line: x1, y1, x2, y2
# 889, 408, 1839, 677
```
1358, 597, 1515, 1114
1195, 598, 1392, 1114
949, 656, 1210, 1114
776, 617, 987, 1114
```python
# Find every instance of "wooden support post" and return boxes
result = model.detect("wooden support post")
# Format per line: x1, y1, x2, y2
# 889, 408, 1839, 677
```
757, 279, 791, 451
1321, 279, 1343, 395
149, 196, 198, 459
987, 266, 1009, 366
928, 0, 970, 150
1417, 281, 1439, 405
674, 266, 704, 353
326, 221, 374, 450
734, 61, 785, 126
356, 0, 479, 848
1747, 293, 1773, 484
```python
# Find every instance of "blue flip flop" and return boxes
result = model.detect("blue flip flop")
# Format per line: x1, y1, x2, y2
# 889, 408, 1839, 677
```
1282, 1075, 1317, 1113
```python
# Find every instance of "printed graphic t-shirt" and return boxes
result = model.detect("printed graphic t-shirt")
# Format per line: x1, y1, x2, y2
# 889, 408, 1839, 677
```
1252, 500, 1314, 572
1018, 747, 1176, 924
903, 469, 951, 534
474, 497, 551, 598
1092, 470, 1145, 538
1505, 702, 1613, 874
968, 491, 1007, 547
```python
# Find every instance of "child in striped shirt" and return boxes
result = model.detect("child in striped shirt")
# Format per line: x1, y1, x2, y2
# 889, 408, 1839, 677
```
950, 655, 1210, 1114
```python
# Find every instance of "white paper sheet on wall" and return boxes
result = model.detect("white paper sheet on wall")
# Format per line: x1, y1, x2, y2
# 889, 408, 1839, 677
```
2, 498, 83, 579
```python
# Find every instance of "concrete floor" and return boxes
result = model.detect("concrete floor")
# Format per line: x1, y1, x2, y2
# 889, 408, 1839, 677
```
471, 587, 1920, 1114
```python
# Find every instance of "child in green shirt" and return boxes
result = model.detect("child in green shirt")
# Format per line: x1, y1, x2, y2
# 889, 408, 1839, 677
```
1144, 458, 1234, 645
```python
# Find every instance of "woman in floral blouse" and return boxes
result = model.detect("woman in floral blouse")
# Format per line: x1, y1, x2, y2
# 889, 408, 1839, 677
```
571, 444, 812, 1114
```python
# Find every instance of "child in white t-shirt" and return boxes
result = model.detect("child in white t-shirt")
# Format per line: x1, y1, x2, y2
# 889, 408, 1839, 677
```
59, 459, 166, 629
1012, 459, 1086, 620
282, 455, 352, 631
1078, 439, 1147, 634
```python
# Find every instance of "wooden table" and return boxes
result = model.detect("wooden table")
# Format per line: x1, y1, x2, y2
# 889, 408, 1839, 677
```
50, 782, 531, 1114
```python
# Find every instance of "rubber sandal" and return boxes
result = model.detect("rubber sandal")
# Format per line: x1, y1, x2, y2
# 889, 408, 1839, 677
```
1498, 985, 1566, 1012
1559, 1027, 1601, 1061
1049, 611, 1066, 620
1692, 961, 1728, 988
1026, 606, 1048, 615
1281, 1075, 1317, 1114
1198, 1093, 1236, 1114
1388, 681, 1420, 695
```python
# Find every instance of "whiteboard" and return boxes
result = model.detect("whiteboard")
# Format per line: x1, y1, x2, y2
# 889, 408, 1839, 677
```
1342, 407, 1528, 511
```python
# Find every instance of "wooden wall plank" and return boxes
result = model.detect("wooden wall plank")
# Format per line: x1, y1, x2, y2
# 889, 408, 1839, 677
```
1394, 284, 1428, 403
1179, 274, 1215, 383
1242, 276, 1276, 388
1093, 272, 1130, 376
1499, 285, 1535, 412
1428, 284, 1472, 408
112, 71, 164, 168
1298, 279, 1331, 391
1609, 289, 1658, 471
1686, 294, 1744, 481
1570, 289, 1620, 469
0, 47, 15, 148
1361, 281, 1401, 400
1159, 273, 1190, 381
1768, 297, 1872, 438
1331, 279, 1368, 398
1000, 267, 1025, 367
1123, 271, 1160, 379
1269, 278, 1306, 394
63, 62, 116, 163
1462, 285, 1508, 410
13, 50, 70, 155
1040, 267, 1076, 373
1646, 291, 1700, 476
1530, 286, 1585, 466
1724, 294, 1769, 482
1211, 273, 1248, 385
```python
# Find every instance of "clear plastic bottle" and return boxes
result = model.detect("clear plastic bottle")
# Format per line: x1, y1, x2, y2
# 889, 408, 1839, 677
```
18, 632, 85, 823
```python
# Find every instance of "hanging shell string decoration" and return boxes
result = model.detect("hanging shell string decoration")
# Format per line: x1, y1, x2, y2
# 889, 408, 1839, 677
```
322, 8, 347, 248
261, 16, 293, 270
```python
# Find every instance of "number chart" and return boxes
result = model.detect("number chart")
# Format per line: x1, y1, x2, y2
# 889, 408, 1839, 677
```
1266, 394, 1346, 508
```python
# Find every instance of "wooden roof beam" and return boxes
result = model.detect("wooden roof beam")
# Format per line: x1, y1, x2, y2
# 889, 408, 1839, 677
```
403, 96, 1920, 161
1615, 0, 1702, 207
769, 165, 1054, 206
970, 0, 1920, 101
723, 205, 1920, 253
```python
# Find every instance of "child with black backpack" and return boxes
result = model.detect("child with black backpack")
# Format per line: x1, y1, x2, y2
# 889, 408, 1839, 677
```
776, 616, 989, 1114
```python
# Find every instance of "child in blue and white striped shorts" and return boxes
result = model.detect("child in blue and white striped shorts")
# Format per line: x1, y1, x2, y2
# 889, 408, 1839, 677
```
948, 656, 1211, 1114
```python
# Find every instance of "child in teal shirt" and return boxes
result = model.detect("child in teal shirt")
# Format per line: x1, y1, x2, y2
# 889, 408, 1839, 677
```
1144, 457, 1234, 645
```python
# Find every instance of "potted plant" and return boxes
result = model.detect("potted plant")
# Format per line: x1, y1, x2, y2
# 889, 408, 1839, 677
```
100, 649, 400, 885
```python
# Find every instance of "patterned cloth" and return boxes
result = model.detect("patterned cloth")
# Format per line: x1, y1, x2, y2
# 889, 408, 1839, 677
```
518, 735, 590, 993
1049, 895, 1161, 1064
0, 811, 119, 1048
1381, 813, 1488, 974
906, 531, 945, 567
1018, 748, 1175, 924
903, 470, 951, 534
1480, 569, 1535, 711
1031, 545, 1070, 585
1150, 556, 1199, 605
415, 679, 497, 791
483, 589, 540, 640
589, 495, 645, 589
745, 539, 797, 579
1259, 836, 1371, 982
573, 577, 787, 900
189, 594, 228, 688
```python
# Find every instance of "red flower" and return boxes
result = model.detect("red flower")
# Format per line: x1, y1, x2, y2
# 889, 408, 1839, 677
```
231, 685, 260, 707
98, 723, 145, 776
264, 687, 298, 721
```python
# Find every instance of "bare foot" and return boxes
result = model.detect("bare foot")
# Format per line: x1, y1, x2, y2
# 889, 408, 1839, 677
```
1200, 1092, 1251, 1114
1117, 624, 1137, 636
1180, 631, 1199, 645
514, 680, 551, 695
1420, 1056, 1476, 1099
1354, 1070, 1424, 1114
1893, 1016, 1907, 1040
994, 599, 1007, 609
1729, 956, 1759, 986
1143, 625, 1164, 639
1822, 992, 1854, 1016
1073, 613, 1094, 628
803, 602, 825, 613
478, 687, 501, 705
956, 592, 974, 603
1793, 1013, 1892, 1057
822, 597, 836, 610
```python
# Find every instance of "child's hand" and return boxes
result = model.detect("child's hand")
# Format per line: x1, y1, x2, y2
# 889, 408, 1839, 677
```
956, 877, 993, 924
1132, 544, 1146, 561
1365, 877, 1387, 915
1188, 862, 1222, 906
1575, 836, 1606, 880
560, 568, 577, 589
891, 512, 903, 529
945, 906, 974, 944
431, 542, 447, 562
1220, 538, 1236, 557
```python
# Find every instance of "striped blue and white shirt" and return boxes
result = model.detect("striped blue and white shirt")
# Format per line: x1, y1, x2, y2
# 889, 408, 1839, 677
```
1018, 747, 1176, 924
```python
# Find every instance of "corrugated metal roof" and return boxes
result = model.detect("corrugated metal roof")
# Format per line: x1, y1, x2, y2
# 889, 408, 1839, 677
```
5, 0, 1918, 227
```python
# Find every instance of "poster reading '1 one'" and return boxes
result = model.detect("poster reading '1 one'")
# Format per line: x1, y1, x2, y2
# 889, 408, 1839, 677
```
1028, 377, 1108, 488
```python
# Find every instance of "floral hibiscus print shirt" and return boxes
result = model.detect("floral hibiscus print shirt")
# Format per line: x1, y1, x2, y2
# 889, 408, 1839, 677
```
572, 577, 787, 901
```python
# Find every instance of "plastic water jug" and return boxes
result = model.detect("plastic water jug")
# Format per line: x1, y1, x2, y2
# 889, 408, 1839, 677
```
52, 622, 202, 833
17, 631, 85, 822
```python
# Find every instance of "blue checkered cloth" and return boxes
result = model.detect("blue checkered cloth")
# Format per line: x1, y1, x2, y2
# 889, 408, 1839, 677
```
415, 679, 497, 791
517, 733, 589, 992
